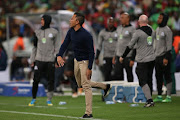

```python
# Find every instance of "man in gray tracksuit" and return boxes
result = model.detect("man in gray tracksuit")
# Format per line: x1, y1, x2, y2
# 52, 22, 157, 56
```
95, 17, 118, 81
29, 14, 59, 106
113, 12, 135, 82
153, 13, 173, 103
120, 15, 155, 107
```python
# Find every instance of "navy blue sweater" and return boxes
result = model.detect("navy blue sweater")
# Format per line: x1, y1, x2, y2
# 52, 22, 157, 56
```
57, 27, 95, 70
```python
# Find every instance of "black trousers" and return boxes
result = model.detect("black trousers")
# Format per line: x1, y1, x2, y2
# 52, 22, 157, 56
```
136, 61, 155, 94
32, 61, 55, 99
113, 57, 133, 82
155, 55, 172, 95
102, 57, 113, 81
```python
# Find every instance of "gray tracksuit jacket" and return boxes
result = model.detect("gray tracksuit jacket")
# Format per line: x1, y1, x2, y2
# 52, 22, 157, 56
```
128, 26, 155, 62
96, 27, 118, 58
154, 26, 172, 57
116, 25, 135, 58
30, 28, 59, 63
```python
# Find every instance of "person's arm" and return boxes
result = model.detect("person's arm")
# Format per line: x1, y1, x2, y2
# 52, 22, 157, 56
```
95, 31, 104, 65
30, 33, 38, 67
54, 30, 60, 56
57, 29, 71, 67
128, 27, 136, 66
163, 28, 172, 66
120, 32, 139, 63
87, 34, 95, 70
95, 31, 103, 59
57, 29, 71, 57
86, 34, 95, 80
164, 28, 173, 60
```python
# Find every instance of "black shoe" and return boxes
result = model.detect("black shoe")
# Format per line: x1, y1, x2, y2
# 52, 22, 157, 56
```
82, 114, 93, 118
144, 99, 155, 108
103, 84, 112, 97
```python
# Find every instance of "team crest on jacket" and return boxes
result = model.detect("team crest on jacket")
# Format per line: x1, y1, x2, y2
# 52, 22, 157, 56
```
147, 36, 152, 45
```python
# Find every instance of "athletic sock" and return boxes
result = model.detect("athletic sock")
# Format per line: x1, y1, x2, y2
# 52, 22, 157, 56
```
142, 84, 152, 100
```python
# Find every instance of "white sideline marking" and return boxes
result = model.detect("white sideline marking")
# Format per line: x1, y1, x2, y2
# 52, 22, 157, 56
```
0, 110, 105, 120
0, 103, 100, 109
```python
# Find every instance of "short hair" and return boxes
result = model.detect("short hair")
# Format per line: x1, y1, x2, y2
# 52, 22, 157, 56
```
74, 12, 85, 26
120, 12, 129, 16
120, 12, 130, 21
107, 17, 114, 24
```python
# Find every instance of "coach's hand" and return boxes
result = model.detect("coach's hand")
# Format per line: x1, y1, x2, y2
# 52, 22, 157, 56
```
112, 56, 116, 65
31, 62, 34, 67
163, 58, 168, 66
119, 57, 124, 63
57, 56, 65, 67
129, 60, 134, 67
86, 69, 92, 80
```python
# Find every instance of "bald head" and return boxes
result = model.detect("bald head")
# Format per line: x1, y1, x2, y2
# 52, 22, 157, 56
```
138, 15, 148, 26
139, 15, 148, 23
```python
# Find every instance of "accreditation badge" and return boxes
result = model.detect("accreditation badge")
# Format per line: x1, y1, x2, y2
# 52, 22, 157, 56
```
147, 36, 152, 45
108, 38, 113, 43
119, 34, 123, 39
42, 38, 46, 43
156, 35, 160, 40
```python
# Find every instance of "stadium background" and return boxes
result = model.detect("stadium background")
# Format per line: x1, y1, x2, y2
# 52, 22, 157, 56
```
0, 0, 180, 120
0, 0, 180, 90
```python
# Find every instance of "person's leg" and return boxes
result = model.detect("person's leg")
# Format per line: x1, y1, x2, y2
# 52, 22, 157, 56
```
136, 62, 154, 107
54, 67, 64, 92
164, 59, 172, 96
65, 70, 78, 96
74, 59, 81, 88
163, 57, 172, 102
147, 61, 155, 95
65, 56, 78, 97
136, 63, 152, 99
171, 73, 176, 94
29, 61, 43, 106
79, 60, 92, 115
124, 57, 133, 82
32, 61, 43, 99
155, 57, 164, 96
103, 58, 113, 81
112, 56, 124, 80
46, 62, 55, 104
154, 57, 164, 102
69, 76, 78, 93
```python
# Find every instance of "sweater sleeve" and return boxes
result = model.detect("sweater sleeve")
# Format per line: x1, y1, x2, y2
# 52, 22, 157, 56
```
30, 33, 38, 63
87, 34, 95, 70
122, 31, 139, 58
54, 30, 60, 56
57, 29, 71, 57
164, 27, 173, 59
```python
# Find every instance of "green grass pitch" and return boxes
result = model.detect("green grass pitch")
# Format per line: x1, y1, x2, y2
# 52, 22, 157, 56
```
0, 95, 180, 120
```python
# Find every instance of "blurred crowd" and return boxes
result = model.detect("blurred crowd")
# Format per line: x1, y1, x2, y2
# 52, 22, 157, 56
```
0, 0, 180, 81
0, 0, 180, 42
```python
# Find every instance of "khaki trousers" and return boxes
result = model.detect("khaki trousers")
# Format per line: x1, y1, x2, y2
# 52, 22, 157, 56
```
74, 59, 106, 114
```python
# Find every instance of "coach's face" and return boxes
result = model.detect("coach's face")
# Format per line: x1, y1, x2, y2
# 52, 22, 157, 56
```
70, 15, 79, 28
157, 15, 163, 24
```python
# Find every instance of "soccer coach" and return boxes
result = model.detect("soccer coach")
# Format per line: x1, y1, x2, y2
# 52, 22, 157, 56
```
57, 12, 111, 118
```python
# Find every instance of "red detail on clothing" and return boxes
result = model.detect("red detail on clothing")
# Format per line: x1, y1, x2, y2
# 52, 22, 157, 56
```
13, 37, 25, 52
